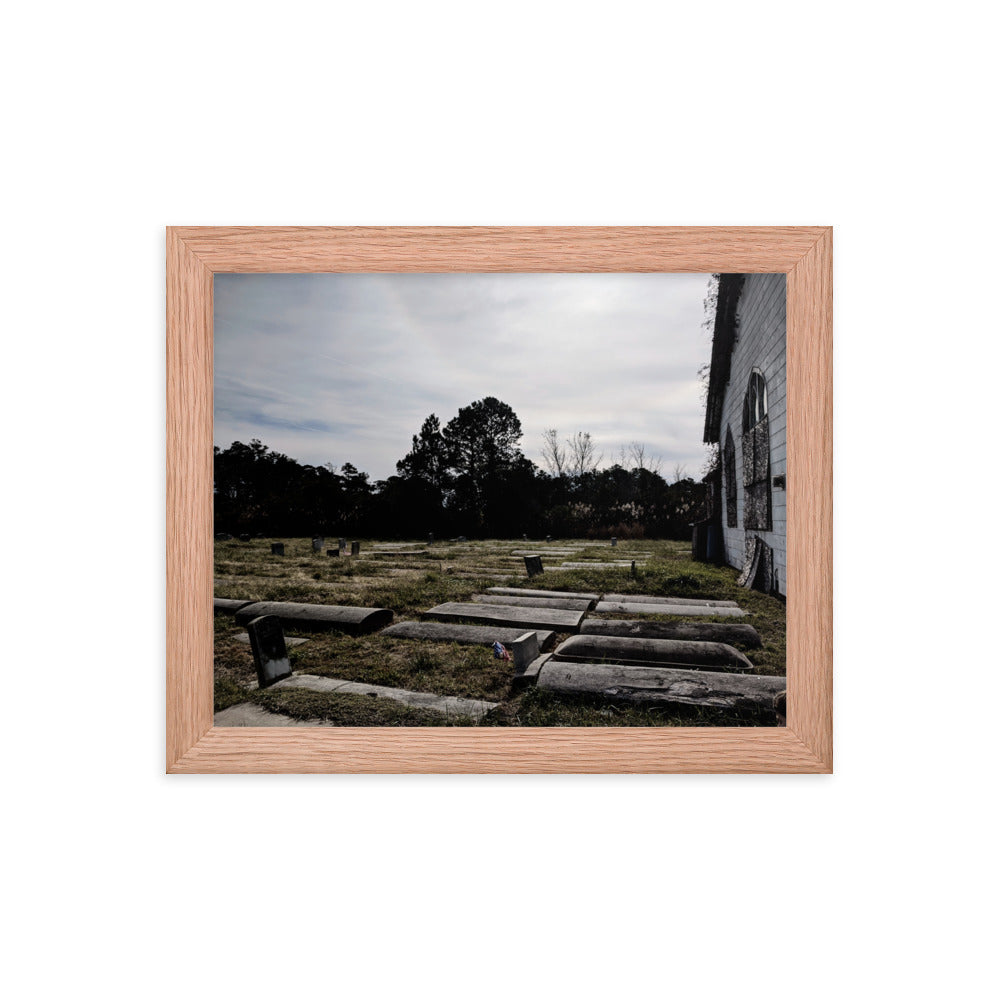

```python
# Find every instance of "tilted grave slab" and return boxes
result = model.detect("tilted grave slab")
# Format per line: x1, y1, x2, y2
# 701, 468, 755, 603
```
560, 561, 644, 569
594, 600, 747, 618
234, 601, 393, 634
423, 602, 585, 633
551, 634, 753, 672
472, 593, 594, 612
487, 587, 601, 602
382, 621, 555, 649
580, 618, 763, 648
603, 593, 739, 609
537, 662, 786, 713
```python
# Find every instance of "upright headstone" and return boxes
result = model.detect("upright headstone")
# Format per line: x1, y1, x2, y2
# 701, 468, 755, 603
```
351, 540, 360, 556
457, 535, 467, 542
239, 533, 250, 542
312, 536, 324, 553
524, 555, 544, 578
510, 631, 540, 671
428, 532, 434, 544
522, 534, 528, 541
545, 535, 552, 543
271, 542, 285, 556
327, 548, 339, 557
631, 560, 637, 579
611, 536, 617, 547
338, 537, 347, 553
247, 615, 292, 688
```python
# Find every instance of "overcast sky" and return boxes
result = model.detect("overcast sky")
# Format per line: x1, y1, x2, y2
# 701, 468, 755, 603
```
214, 273, 715, 482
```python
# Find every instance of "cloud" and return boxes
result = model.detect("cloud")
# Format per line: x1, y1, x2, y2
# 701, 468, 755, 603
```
214, 273, 717, 480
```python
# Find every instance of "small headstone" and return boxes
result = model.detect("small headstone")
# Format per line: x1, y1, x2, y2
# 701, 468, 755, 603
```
522, 534, 528, 541
457, 535, 467, 542
215, 532, 232, 541
351, 540, 360, 556
312, 536, 324, 553
611, 536, 617, 547
327, 548, 339, 557
545, 535, 552, 543
271, 542, 285, 556
510, 631, 540, 671
239, 533, 250, 542
246, 615, 292, 688
631, 560, 637, 579
428, 532, 434, 544
523, 556, 544, 578
338, 537, 347, 552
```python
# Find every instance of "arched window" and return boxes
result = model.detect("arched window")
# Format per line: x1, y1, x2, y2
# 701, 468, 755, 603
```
741, 370, 772, 531
723, 427, 737, 528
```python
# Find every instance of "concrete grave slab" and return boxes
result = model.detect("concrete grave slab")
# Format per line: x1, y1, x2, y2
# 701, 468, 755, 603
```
487, 587, 601, 602
580, 619, 763, 647
382, 621, 556, 648
604, 593, 739, 608
214, 703, 327, 727
560, 562, 645, 569
423, 602, 585, 632
234, 601, 393, 634
551, 634, 753, 672
537, 662, 786, 712
214, 598, 254, 616
471, 593, 593, 612
235, 633, 309, 647
594, 601, 747, 618
272, 673, 497, 720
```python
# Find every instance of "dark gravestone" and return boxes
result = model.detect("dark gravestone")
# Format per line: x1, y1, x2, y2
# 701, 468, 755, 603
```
239, 533, 250, 542
271, 542, 285, 556
351, 540, 360, 556
631, 560, 637, 579
312, 536, 324, 553
215, 532, 233, 541
428, 532, 434, 544
524, 555, 543, 578
545, 535, 552, 543
327, 548, 339, 557
611, 536, 617, 547
338, 537, 347, 552
247, 615, 292, 688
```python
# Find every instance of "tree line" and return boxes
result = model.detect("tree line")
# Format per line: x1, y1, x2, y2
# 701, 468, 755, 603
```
214, 396, 704, 539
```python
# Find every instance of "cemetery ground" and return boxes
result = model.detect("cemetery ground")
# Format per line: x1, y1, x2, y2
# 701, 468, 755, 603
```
214, 538, 786, 727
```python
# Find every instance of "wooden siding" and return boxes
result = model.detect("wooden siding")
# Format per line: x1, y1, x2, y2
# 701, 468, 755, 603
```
718, 274, 787, 594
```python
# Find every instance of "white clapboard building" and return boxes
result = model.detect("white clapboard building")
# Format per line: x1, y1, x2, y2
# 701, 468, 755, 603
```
701, 273, 786, 596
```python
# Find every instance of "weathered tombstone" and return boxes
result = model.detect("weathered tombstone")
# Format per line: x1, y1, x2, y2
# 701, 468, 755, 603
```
338, 537, 347, 552
522, 533, 528, 541
247, 615, 292, 688
631, 560, 637, 579
239, 533, 250, 542
215, 532, 232, 541
457, 535, 467, 542
351, 540, 360, 556
510, 631, 540, 671
271, 542, 285, 556
312, 536, 324, 553
327, 548, 339, 557
524, 555, 544, 578
428, 532, 434, 544
545, 535, 552, 543
611, 536, 617, 547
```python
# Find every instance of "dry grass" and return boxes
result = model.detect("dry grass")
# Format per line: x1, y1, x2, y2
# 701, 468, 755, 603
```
214, 536, 785, 726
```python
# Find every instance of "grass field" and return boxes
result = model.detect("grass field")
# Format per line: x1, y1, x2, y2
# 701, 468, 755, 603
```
214, 537, 785, 726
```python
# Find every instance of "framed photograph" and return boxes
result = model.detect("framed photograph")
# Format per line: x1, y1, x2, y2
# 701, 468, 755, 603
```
167, 227, 831, 773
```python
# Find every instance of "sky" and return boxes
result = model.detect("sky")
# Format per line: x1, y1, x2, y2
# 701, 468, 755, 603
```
214, 273, 715, 483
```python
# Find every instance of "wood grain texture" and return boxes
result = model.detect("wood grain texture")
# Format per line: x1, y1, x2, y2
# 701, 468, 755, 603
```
165, 226, 833, 773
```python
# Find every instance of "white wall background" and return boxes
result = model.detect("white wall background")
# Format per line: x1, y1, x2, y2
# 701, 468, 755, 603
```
3, 3, 996, 998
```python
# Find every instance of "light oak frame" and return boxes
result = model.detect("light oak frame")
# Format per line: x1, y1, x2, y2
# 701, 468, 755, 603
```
167, 227, 832, 773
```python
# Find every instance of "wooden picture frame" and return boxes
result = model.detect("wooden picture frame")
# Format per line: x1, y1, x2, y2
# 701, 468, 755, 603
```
167, 226, 832, 773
